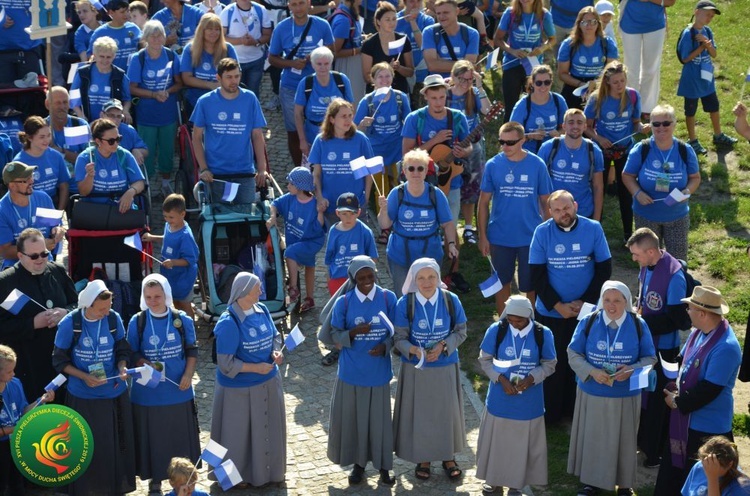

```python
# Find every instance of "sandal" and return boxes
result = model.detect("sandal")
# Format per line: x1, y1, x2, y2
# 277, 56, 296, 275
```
287, 285, 300, 302
442, 460, 462, 480
321, 349, 339, 366
377, 228, 390, 245
299, 296, 315, 313
415, 462, 430, 480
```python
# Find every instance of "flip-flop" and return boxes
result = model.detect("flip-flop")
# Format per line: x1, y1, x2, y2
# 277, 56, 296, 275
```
442, 460, 462, 480
415, 463, 430, 480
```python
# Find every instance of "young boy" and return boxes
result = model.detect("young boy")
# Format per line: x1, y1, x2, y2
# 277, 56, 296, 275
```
595, 0, 616, 41
677, 0, 737, 155
324, 192, 378, 296
142, 194, 199, 319
127, 1, 149, 30
164, 457, 209, 496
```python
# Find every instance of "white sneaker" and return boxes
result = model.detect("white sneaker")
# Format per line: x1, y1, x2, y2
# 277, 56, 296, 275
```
262, 94, 280, 111
14, 72, 39, 88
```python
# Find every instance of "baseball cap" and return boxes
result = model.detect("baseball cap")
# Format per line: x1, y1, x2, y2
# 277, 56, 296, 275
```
695, 0, 720, 14
3, 161, 37, 186
336, 192, 359, 212
106, 0, 129, 11
102, 99, 123, 113
595, 0, 615, 16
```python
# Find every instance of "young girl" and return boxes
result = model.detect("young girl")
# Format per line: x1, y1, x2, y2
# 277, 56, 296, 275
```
267, 166, 326, 313
682, 436, 750, 496
164, 457, 209, 496
73, 0, 102, 62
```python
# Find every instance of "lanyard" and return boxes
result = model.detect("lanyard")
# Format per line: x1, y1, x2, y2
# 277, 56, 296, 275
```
522, 13, 536, 43
605, 319, 623, 362
510, 330, 530, 362
0, 393, 16, 426
418, 295, 440, 345
652, 137, 674, 171
11, 197, 33, 230
147, 309, 172, 360
84, 318, 103, 362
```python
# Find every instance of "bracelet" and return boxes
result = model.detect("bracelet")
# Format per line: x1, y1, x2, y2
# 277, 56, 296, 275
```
448, 241, 456, 245
478, 93, 488, 99
634, 188, 642, 199
130, 187, 138, 195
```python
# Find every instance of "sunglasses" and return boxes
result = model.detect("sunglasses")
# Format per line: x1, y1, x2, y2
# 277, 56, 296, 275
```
580, 19, 598, 27
21, 250, 50, 260
534, 80, 552, 87
99, 135, 122, 145
406, 166, 425, 172
105, 113, 124, 119
498, 138, 522, 146
651, 121, 673, 128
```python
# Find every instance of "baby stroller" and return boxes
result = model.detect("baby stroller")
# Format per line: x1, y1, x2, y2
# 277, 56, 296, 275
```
193, 180, 287, 322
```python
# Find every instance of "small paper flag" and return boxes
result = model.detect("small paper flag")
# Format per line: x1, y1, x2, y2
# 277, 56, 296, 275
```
629, 365, 653, 391
660, 353, 679, 380
378, 310, 394, 337
63, 125, 90, 146
479, 272, 502, 298
44, 374, 67, 391
201, 439, 228, 467
69, 88, 82, 108
222, 181, 240, 202
35, 207, 64, 227
284, 324, 305, 351
123, 233, 143, 252
349, 156, 369, 180
485, 47, 500, 70
1, 289, 31, 315
215, 459, 243, 490
388, 37, 406, 56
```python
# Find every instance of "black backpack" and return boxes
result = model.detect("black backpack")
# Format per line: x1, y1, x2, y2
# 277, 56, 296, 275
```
639, 139, 689, 167
405, 289, 456, 332
133, 310, 194, 359
432, 24, 470, 62
544, 137, 596, 180
71, 308, 119, 347
523, 92, 565, 133
583, 309, 642, 341
303, 71, 347, 120
494, 318, 545, 356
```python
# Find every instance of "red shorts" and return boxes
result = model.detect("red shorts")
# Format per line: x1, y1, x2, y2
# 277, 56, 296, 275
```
328, 277, 347, 296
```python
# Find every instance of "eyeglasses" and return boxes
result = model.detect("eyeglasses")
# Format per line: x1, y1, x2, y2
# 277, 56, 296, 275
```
498, 138, 522, 146
580, 19, 598, 27
105, 113, 124, 119
99, 135, 122, 145
457, 76, 473, 84
20, 250, 50, 260
534, 80, 552, 87
406, 166, 425, 172
651, 121, 673, 128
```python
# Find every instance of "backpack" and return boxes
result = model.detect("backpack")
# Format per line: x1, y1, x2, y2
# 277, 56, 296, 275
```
638, 139, 689, 168
328, 7, 356, 46
494, 318, 545, 357
414, 106, 464, 148
405, 289, 456, 332
70, 308, 120, 347
679, 259, 700, 298
78, 63, 127, 120
545, 137, 596, 180
133, 310, 193, 359
569, 37, 609, 65
594, 88, 638, 121
583, 308, 642, 341
303, 71, 347, 121
367, 90, 404, 119
394, 182, 444, 264
522, 92, 565, 132
432, 24, 470, 62
211, 304, 273, 364
137, 47, 177, 82
676, 26, 708, 65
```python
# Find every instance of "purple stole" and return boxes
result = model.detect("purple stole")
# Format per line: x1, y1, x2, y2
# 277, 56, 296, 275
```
668, 319, 728, 468
638, 251, 681, 348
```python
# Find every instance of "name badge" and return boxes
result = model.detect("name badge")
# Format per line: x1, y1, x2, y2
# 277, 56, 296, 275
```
549, 115, 556, 122
167, 332, 176, 341
572, 243, 580, 251
111, 169, 119, 177
621, 111, 629, 118
520, 174, 528, 182
371, 316, 381, 324
420, 210, 428, 217
343, 152, 350, 159
45, 167, 53, 175
522, 349, 531, 357
306, 36, 313, 41
434, 318, 443, 326
614, 342, 623, 350
99, 336, 108, 344
350, 243, 358, 251
571, 162, 579, 170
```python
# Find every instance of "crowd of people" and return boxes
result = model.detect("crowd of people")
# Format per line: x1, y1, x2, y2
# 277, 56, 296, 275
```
0, 0, 749, 494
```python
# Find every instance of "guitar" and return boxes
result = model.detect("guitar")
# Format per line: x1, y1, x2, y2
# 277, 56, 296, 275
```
430, 101, 505, 196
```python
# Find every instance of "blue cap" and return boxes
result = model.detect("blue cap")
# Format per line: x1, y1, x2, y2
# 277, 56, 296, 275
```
286, 166, 314, 192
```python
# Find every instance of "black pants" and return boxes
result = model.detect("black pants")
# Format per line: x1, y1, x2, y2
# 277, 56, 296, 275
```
637, 346, 680, 462
502, 64, 527, 124
0, 47, 42, 86
608, 153, 632, 241
0, 438, 25, 495
654, 428, 733, 496
537, 314, 578, 424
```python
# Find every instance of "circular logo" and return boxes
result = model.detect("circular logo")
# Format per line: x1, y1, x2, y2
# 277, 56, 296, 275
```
652, 160, 662, 169
645, 291, 664, 311
376, 116, 385, 124
98, 169, 108, 178
147, 70, 156, 78
17, 218, 27, 229
554, 244, 565, 254
404, 209, 414, 219
173, 318, 182, 329
33, 170, 40, 181
505, 346, 515, 357
606, 111, 616, 120
218, 112, 227, 121
578, 55, 587, 64
248, 327, 257, 337
12, 404, 94, 487
81, 336, 93, 348
202, 62, 211, 70
440, 46, 449, 54
418, 319, 428, 329
556, 159, 566, 169
338, 245, 346, 255
535, 117, 545, 126
327, 152, 336, 161
354, 316, 365, 325
505, 173, 514, 183
90, 84, 99, 93
596, 340, 607, 351
148, 335, 159, 346
695, 485, 707, 496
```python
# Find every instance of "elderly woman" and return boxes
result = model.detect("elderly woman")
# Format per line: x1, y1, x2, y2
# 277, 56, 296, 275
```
377, 149, 457, 297
14, 116, 70, 210
71, 36, 133, 123
75, 118, 146, 213
210, 272, 286, 488
477, 295, 556, 495
310, 98, 373, 225
295, 47, 354, 157
567, 280, 656, 496
392, 257, 467, 481
557, 6, 618, 110
180, 14, 239, 117
584, 61, 646, 242
361, 2, 414, 95
52, 280, 136, 496
318, 256, 398, 486
128, 20, 183, 194
493, 0, 555, 123
330, 0, 366, 102
509, 65, 568, 154
621, 104, 700, 262
219, 0, 271, 97
127, 274, 200, 495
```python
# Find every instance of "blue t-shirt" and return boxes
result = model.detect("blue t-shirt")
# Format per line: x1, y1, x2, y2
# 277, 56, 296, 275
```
88, 23, 142, 71
325, 220, 378, 279
118, 122, 147, 152
498, 8, 555, 71
619, 0, 666, 35
54, 310, 129, 399
331, 287, 397, 387
152, 4, 205, 47
584, 90, 641, 146
271, 193, 326, 245
396, 10, 434, 81
161, 223, 200, 300
330, 4, 362, 49
294, 73, 354, 144
394, 290, 467, 367
550, 0, 593, 29
74, 146, 145, 202
529, 216, 611, 317
268, 16, 334, 90
214, 305, 278, 388
0, 378, 28, 441
557, 36, 618, 80
509, 93, 568, 153
308, 131, 374, 214
385, 184, 452, 267
682, 460, 750, 496
70, 64, 133, 121
421, 23, 480, 77
0, 3, 42, 51
191, 88, 267, 175
677, 26, 716, 99
0, 117, 23, 155
127, 48, 181, 127
14, 149, 71, 200
480, 151, 553, 247
448, 87, 483, 132
354, 89, 411, 166
401, 108, 470, 148
0, 191, 55, 268
180, 42, 239, 107
126, 309, 196, 406
569, 312, 655, 398
641, 264, 686, 350
680, 327, 741, 433
74, 24, 99, 55
623, 138, 699, 222
480, 322, 556, 420
536, 137, 604, 218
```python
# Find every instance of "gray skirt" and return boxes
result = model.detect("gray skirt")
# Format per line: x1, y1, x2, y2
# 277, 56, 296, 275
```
327, 377, 393, 470
132, 399, 201, 482
393, 362, 467, 463
210, 374, 286, 487
567, 388, 641, 490
65, 392, 136, 496
335, 54, 366, 103
475, 410, 548, 489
